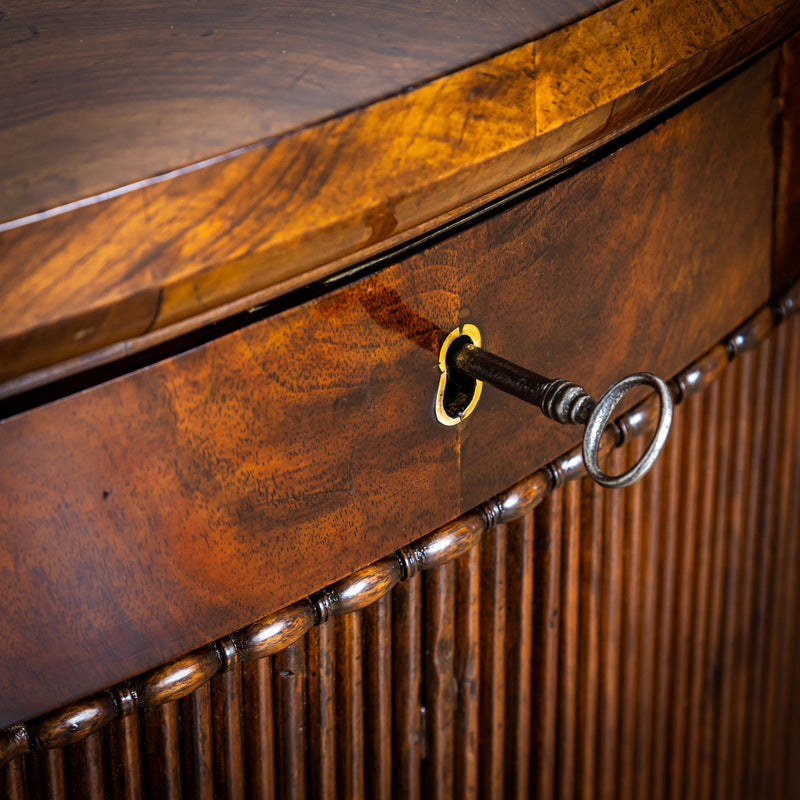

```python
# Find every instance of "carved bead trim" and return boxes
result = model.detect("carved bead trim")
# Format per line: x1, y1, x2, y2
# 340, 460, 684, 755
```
235, 600, 315, 662
215, 636, 241, 672
479, 497, 503, 529
1, 285, 797, 764
311, 588, 336, 625
671, 344, 729, 403
111, 683, 138, 718
396, 546, 421, 580
725, 306, 774, 359
28, 693, 117, 750
0, 725, 29, 765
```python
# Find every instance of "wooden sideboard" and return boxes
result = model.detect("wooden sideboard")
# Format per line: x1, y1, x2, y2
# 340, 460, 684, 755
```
1, 2, 800, 798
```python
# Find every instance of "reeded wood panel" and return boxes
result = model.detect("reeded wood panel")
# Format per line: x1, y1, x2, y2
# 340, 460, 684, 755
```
0, 56, 776, 728
3, 312, 799, 798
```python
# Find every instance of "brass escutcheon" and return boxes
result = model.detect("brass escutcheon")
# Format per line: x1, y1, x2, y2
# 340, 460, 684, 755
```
435, 324, 483, 425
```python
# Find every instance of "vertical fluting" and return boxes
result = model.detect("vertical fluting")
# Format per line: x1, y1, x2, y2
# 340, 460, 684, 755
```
734, 350, 766, 800
633, 437, 662, 800
478, 524, 507, 799
242, 658, 276, 800
182, 681, 213, 800
771, 314, 800, 797
650, 407, 682, 800
27, 748, 66, 799
533, 489, 562, 800
7, 310, 800, 800
423, 561, 456, 799
743, 331, 781, 798
307, 622, 336, 800
274, 643, 306, 800
597, 446, 624, 800
733, 338, 771, 800
578, 472, 603, 800
617, 435, 645, 800
364, 594, 393, 800
211, 665, 245, 800
668, 392, 702, 800
700, 363, 735, 800
392, 573, 423, 800
760, 325, 791, 797
335, 611, 364, 799
107, 715, 143, 800
1, 758, 26, 800
143, 702, 182, 800
788, 628, 800, 800
67, 732, 105, 800
504, 512, 535, 800
454, 543, 480, 800
683, 381, 721, 800
715, 355, 752, 800
557, 481, 580, 800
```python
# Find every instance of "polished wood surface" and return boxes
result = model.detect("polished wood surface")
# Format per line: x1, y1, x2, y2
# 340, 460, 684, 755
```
1, 3, 799, 796
3, 299, 799, 797
0, 0, 796, 386
775, 32, 800, 291
0, 0, 613, 224
0, 57, 775, 727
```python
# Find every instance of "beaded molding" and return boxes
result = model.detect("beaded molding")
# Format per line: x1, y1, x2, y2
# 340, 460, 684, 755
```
1, 281, 798, 766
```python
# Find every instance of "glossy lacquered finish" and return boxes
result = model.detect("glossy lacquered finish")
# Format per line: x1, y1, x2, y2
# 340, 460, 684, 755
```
3, 296, 799, 798
775, 30, 800, 291
0, 57, 778, 728
0, 0, 614, 225
0, 0, 796, 385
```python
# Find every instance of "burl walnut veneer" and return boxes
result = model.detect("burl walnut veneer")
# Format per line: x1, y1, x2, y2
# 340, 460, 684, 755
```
1, 1, 800, 798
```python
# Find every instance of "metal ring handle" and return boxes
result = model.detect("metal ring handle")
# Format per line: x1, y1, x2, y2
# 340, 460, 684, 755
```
582, 372, 673, 489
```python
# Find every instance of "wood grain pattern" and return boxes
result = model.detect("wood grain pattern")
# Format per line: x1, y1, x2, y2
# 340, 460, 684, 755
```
0, 0, 611, 224
67, 733, 105, 800
241, 658, 276, 800
26, 748, 66, 799
143, 703, 182, 800
0, 0, 794, 385
107, 715, 143, 800
181, 683, 213, 800
576, 477, 602, 799
211, 666, 245, 800
334, 612, 365, 799
137, 648, 221, 708
774, 32, 800, 291
0, 726, 28, 767
425, 561, 457, 799
306, 623, 335, 800
504, 514, 535, 799
682, 384, 721, 800
478, 526, 507, 798
0, 758, 26, 800
454, 544, 480, 800
533, 489, 562, 800
363, 596, 393, 800
273, 645, 305, 800
392, 574, 423, 800
0, 55, 776, 727
454, 52, 775, 505
28, 694, 116, 750
1, 288, 799, 797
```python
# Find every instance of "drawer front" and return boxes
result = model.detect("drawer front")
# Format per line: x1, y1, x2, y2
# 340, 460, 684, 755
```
0, 56, 774, 726
6, 307, 800, 795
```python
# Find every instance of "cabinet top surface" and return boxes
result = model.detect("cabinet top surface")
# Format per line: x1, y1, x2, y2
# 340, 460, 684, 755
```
0, 0, 797, 392
0, 0, 612, 225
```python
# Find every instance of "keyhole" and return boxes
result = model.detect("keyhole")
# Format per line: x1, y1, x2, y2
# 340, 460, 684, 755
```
435, 324, 483, 425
